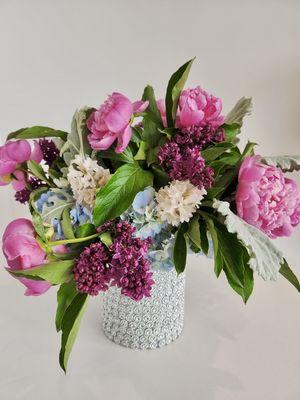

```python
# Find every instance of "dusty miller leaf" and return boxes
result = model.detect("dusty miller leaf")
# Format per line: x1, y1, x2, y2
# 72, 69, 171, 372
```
40, 189, 75, 224
61, 107, 92, 165
224, 97, 252, 126
213, 200, 284, 281
261, 155, 300, 173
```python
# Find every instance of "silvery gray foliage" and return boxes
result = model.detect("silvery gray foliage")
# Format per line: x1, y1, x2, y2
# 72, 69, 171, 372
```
224, 97, 252, 126
60, 107, 92, 165
262, 155, 300, 173
213, 200, 284, 281
40, 189, 75, 224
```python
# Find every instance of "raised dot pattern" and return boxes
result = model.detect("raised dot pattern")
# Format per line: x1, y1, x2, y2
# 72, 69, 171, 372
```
102, 268, 185, 349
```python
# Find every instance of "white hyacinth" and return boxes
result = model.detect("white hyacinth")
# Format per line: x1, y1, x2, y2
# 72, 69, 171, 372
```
155, 180, 206, 226
67, 155, 110, 210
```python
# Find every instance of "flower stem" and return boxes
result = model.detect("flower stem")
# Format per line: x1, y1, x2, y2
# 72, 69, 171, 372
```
49, 232, 100, 247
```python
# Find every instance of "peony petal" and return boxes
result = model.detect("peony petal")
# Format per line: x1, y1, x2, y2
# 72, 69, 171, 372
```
104, 93, 133, 133
132, 100, 149, 114
179, 105, 204, 128
3, 233, 46, 268
239, 165, 264, 182
115, 124, 132, 153
11, 170, 26, 191
5, 140, 31, 163
31, 141, 43, 163
88, 132, 118, 150
0, 160, 17, 176
3, 218, 35, 241
20, 278, 51, 296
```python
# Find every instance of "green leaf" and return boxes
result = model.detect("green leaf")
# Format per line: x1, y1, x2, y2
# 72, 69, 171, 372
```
61, 108, 92, 164
142, 85, 163, 127
39, 189, 75, 224
142, 115, 161, 147
199, 219, 209, 256
188, 216, 201, 249
97, 146, 135, 164
224, 97, 252, 126
151, 165, 170, 188
165, 58, 195, 127
59, 293, 88, 372
8, 259, 74, 284
241, 141, 256, 158
93, 164, 153, 227
134, 141, 149, 161
7, 126, 68, 141
279, 259, 300, 292
146, 146, 159, 166
173, 224, 188, 274
201, 142, 234, 162
223, 247, 254, 303
99, 232, 113, 247
214, 250, 224, 278
213, 221, 244, 287
222, 123, 241, 141
213, 218, 254, 302
61, 207, 75, 239
207, 141, 256, 199
205, 216, 222, 277
75, 223, 96, 238
32, 211, 46, 242
213, 200, 284, 281
261, 155, 300, 173
27, 160, 51, 185
56, 281, 77, 331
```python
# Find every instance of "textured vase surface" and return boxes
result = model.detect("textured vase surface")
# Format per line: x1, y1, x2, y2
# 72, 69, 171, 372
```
102, 268, 185, 349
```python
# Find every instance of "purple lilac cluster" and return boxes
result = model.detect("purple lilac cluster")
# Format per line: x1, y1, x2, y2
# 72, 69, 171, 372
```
15, 177, 45, 204
178, 125, 225, 149
73, 221, 154, 300
72, 242, 111, 296
38, 139, 59, 166
108, 221, 154, 301
158, 125, 224, 189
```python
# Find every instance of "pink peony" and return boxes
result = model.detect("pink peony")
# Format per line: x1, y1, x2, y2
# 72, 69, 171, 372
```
2, 218, 51, 296
0, 140, 43, 188
87, 92, 148, 153
157, 86, 224, 129
236, 155, 300, 238
178, 86, 224, 129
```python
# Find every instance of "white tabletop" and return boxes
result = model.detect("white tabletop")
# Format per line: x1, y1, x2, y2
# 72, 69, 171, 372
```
1, 246, 300, 400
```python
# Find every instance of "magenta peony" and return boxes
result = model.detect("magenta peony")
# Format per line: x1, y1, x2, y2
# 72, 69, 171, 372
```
87, 92, 148, 153
2, 218, 51, 296
236, 155, 300, 238
178, 86, 224, 129
0, 140, 43, 188
157, 86, 224, 129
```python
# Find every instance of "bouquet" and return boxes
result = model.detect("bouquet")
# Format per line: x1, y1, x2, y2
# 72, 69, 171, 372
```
1, 59, 300, 372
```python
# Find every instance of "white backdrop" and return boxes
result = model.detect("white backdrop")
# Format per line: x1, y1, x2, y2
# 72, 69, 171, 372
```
0, 1, 300, 399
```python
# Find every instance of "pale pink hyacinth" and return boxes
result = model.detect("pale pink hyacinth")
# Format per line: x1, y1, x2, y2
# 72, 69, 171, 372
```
236, 155, 300, 238
87, 92, 148, 153
157, 86, 224, 129
2, 218, 51, 296
0, 140, 43, 189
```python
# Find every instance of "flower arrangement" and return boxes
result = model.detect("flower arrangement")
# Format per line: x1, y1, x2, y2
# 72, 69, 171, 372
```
1, 59, 300, 371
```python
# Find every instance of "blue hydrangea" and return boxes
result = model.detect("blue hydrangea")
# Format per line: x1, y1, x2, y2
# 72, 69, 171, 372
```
132, 186, 155, 214
36, 191, 92, 241
148, 236, 175, 271
36, 191, 52, 213
70, 204, 92, 226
